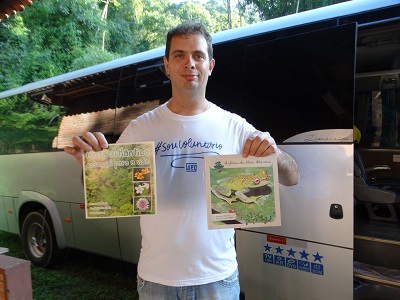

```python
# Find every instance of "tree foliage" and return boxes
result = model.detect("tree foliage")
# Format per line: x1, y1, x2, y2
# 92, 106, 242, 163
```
242, 0, 349, 20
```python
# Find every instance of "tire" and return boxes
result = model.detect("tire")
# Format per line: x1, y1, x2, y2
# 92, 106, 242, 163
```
21, 210, 68, 267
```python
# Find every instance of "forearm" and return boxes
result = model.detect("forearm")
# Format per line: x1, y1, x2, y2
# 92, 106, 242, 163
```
277, 148, 300, 186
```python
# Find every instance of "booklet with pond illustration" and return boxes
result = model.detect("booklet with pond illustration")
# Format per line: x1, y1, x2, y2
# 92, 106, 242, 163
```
83, 142, 156, 219
205, 153, 281, 229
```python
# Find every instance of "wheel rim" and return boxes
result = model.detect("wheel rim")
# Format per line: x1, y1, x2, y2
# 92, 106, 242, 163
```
27, 222, 47, 258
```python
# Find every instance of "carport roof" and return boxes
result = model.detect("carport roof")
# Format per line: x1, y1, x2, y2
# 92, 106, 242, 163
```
0, 0, 33, 21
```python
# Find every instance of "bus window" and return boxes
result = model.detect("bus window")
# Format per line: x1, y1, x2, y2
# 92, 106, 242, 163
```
356, 87, 400, 147
0, 95, 66, 154
241, 24, 356, 142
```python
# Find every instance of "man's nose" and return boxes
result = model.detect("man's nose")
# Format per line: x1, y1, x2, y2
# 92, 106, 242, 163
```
185, 57, 195, 69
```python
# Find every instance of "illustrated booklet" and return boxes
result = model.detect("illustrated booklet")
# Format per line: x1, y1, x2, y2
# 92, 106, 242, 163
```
205, 153, 281, 229
83, 142, 156, 218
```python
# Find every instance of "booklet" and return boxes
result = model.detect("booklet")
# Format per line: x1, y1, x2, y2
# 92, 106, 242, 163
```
205, 153, 280, 229
83, 142, 156, 219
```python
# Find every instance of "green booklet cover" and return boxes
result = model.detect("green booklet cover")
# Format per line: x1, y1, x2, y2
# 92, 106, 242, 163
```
83, 142, 156, 218
205, 153, 280, 229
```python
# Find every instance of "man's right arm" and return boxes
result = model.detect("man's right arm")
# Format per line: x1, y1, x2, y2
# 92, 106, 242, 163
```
64, 132, 109, 166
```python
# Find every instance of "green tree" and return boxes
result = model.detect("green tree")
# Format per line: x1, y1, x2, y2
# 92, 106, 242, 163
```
0, 15, 28, 91
175, 1, 214, 30
242, 0, 349, 20
129, 0, 179, 53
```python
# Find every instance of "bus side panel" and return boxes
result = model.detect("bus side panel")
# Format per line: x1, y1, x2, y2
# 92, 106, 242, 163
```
0, 151, 136, 260
4, 197, 18, 234
118, 217, 141, 264
0, 196, 18, 234
0, 196, 9, 232
70, 203, 122, 260
254, 144, 354, 247
0, 152, 84, 206
237, 144, 354, 299
237, 230, 353, 300
55, 201, 76, 249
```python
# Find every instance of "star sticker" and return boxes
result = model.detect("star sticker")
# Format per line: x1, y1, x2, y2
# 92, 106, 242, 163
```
313, 252, 323, 262
264, 244, 272, 252
287, 248, 296, 257
299, 249, 309, 260
275, 246, 284, 254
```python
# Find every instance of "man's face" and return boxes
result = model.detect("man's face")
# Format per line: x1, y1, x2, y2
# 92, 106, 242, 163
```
164, 34, 215, 93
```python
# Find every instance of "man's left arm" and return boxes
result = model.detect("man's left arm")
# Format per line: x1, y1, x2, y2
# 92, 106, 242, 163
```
276, 147, 299, 186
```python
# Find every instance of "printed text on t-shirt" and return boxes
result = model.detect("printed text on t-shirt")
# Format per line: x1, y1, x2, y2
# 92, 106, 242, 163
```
155, 138, 223, 155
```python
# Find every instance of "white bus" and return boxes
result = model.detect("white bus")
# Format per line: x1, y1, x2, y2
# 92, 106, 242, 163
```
1, 1, 400, 299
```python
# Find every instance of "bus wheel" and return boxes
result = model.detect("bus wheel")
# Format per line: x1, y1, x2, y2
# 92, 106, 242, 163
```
21, 210, 67, 267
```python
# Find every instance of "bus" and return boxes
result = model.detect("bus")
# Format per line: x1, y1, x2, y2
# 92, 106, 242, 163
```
0, 0, 400, 299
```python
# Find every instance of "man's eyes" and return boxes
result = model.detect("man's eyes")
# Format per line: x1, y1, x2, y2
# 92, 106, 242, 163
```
173, 53, 205, 60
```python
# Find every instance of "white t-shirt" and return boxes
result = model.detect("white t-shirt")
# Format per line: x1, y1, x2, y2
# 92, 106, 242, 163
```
118, 102, 255, 286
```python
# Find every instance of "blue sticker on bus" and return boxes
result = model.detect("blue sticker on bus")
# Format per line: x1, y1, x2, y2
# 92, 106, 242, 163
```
262, 243, 324, 276
274, 255, 285, 267
311, 263, 324, 275
298, 260, 311, 272
263, 253, 273, 264
285, 257, 297, 270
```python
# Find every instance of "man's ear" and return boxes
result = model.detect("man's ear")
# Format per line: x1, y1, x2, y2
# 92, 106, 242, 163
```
163, 56, 170, 75
209, 58, 215, 76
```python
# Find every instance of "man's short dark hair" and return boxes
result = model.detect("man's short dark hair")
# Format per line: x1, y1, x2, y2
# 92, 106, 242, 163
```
165, 22, 213, 61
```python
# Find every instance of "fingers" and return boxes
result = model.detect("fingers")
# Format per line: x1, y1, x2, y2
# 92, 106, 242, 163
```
242, 131, 277, 158
92, 132, 109, 149
65, 132, 108, 166
72, 132, 108, 152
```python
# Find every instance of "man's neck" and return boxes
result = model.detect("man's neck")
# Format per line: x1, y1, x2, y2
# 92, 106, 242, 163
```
167, 96, 211, 116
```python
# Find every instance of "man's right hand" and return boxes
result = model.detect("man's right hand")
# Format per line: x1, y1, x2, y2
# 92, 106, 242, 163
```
64, 132, 108, 166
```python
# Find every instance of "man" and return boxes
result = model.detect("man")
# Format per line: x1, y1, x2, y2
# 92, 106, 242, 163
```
65, 22, 299, 300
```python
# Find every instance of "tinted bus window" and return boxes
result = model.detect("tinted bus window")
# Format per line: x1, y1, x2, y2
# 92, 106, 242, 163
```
356, 89, 400, 147
241, 24, 356, 142
0, 95, 66, 154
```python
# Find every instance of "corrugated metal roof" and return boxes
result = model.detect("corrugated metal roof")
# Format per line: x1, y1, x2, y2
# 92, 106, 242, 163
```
0, 0, 33, 21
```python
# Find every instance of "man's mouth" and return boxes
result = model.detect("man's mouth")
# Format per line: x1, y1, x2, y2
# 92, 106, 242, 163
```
182, 74, 198, 81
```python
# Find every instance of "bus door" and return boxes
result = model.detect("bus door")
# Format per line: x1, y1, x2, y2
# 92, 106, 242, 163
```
353, 18, 400, 293
236, 23, 356, 299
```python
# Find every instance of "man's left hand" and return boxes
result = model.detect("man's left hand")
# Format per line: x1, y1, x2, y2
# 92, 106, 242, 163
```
242, 131, 278, 158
